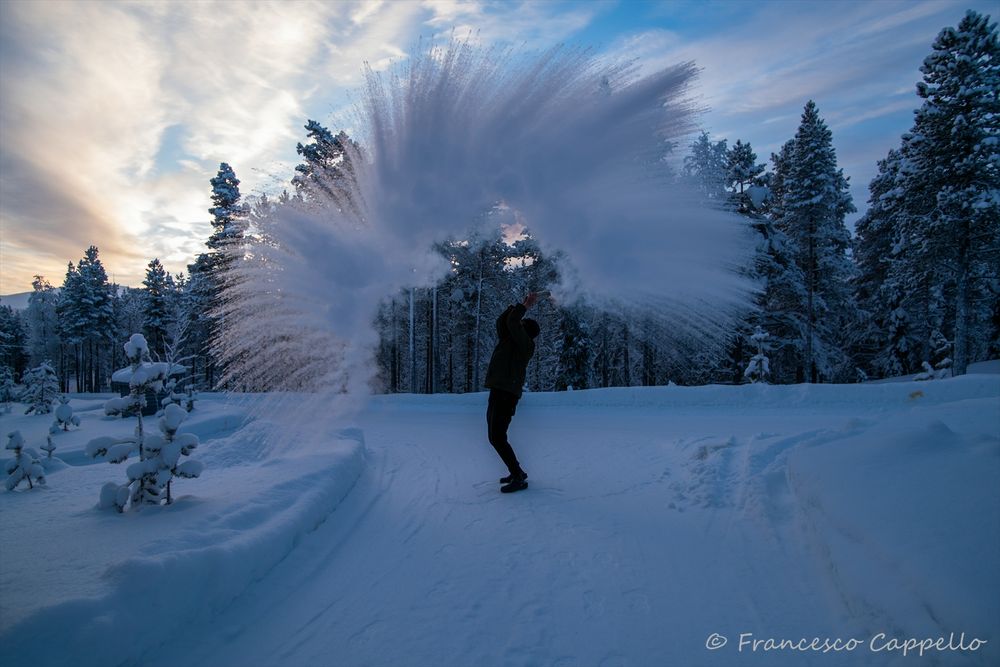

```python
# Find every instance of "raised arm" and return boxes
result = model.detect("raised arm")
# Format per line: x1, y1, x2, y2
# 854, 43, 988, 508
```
505, 293, 538, 352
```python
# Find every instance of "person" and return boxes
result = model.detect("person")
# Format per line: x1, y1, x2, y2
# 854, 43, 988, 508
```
484, 292, 541, 493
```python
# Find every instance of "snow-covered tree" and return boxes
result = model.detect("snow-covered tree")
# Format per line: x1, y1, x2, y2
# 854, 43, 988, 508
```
142, 259, 173, 359
208, 162, 246, 255
0, 303, 26, 379
86, 334, 174, 512
50, 395, 80, 432
775, 101, 857, 382
292, 120, 359, 211
555, 307, 590, 391
683, 132, 729, 202
158, 313, 194, 412
55, 247, 116, 393
854, 149, 909, 376
726, 139, 767, 214
24, 276, 61, 371
20, 362, 60, 415
5, 431, 45, 491
139, 403, 202, 505
904, 11, 999, 375
744, 327, 771, 383
915, 329, 954, 380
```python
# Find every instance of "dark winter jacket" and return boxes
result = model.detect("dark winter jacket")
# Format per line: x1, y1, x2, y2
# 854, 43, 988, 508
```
484, 304, 535, 398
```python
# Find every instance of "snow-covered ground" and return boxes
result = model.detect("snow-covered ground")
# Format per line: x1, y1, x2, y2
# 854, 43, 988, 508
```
1, 375, 997, 667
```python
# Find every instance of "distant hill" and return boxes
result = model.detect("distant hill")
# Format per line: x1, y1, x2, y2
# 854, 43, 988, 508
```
0, 292, 32, 310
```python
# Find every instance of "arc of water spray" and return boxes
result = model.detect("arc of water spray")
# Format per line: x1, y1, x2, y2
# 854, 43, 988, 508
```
213, 38, 757, 439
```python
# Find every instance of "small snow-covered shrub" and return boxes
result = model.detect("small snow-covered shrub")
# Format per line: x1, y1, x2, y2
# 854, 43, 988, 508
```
87, 333, 200, 512
127, 404, 203, 506
51, 395, 81, 432
915, 329, 953, 381
104, 396, 131, 417
744, 327, 770, 384
5, 431, 45, 491
20, 362, 60, 415
41, 435, 56, 459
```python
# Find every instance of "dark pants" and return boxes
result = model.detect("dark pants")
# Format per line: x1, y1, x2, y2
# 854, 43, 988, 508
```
486, 389, 523, 476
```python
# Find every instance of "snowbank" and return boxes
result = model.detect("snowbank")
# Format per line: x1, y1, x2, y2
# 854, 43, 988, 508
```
0, 396, 365, 667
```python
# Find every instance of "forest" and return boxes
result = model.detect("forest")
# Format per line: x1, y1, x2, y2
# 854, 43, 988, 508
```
1, 10, 996, 398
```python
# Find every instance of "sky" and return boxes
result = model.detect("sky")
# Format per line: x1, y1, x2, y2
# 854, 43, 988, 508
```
0, 0, 993, 294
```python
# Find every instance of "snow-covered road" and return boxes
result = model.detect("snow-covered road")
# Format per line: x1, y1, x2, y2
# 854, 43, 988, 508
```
144, 381, 999, 667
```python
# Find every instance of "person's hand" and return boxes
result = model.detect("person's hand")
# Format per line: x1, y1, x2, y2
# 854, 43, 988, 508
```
523, 292, 539, 309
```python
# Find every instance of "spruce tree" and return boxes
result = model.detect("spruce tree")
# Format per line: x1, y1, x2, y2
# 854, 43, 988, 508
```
143, 259, 172, 358
854, 149, 914, 376
292, 120, 358, 210
20, 362, 60, 415
24, 276, 61, 370
683, 132, 729, 202
0, 303, 26, 379
726, 139, 766, 214
777, 101, 856, 382
208, 162, 246, 255
555, 307, 590, 391
904, 10, 999, 375
76, 246, 116, 392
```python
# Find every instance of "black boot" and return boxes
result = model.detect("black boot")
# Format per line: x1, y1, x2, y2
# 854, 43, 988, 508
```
500, 470, 528, 493
499, 470, 528, 484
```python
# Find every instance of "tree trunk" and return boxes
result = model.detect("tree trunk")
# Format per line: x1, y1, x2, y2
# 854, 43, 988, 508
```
473, 267, 483, 391
806, 221, 816, 383
952, 222, 970, 376
409, 288, 416, 393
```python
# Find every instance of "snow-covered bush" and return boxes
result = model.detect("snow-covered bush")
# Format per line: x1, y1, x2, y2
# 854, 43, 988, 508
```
5, 431, 45, 491
915, 330, 953, 381
50, 395, 81, 432
744, 327, 770, 384
41, 435, 56, 459
87, 333, 193, 512
104, 396, 131, 417
128, 404, 202, 506
20, 362, 60, 415
160, 373, 195, 413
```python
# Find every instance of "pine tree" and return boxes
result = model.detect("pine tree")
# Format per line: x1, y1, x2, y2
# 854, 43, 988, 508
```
76, 246, 116, 392
292, 120, 358, 210
750, 215, 809, 384
24, 276, 61, 371
143, 259, 172, 358
20, 362, 60, 415
184, 255, 214, 389
904, 11, 999, 375
208, 162, 246, 255
4, 431, 45, 491
56, 262, 86, 390
0, 303, 26, 380
726, 139, 766, 214
51, 395, 80, 431
744, 327, 771, 383
777, 101, 857, 382
854, 149, 914, 376
86, 333, 174, 512
54, 248, 116, 392
555, 307, 590, 390
683, 132, 729, 202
